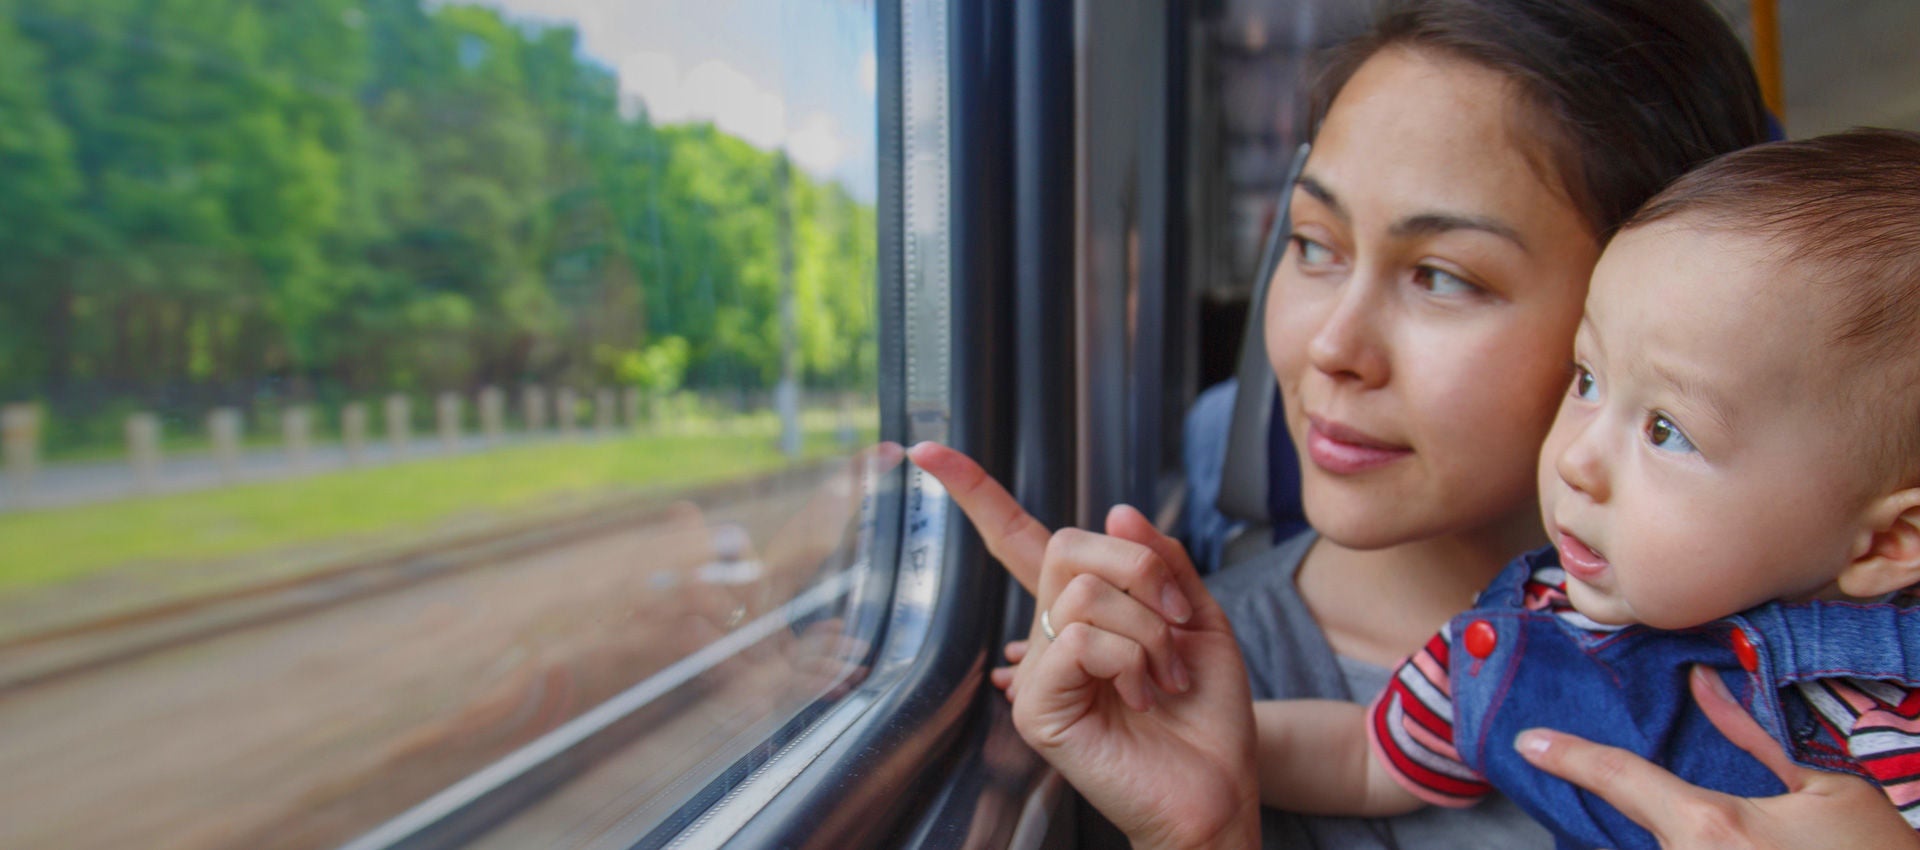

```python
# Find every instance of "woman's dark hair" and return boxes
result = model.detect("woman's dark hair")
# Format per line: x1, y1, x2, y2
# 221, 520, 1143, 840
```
1311, 0, 1771, 239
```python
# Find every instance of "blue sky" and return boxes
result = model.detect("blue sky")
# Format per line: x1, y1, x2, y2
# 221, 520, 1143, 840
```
471, 0, 878, 200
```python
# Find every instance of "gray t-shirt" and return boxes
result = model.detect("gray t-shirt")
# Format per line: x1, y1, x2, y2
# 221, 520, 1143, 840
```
1206, 531, 1551, 850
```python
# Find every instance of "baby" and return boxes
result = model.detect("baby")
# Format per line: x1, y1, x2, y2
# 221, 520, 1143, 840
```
1258, 129, 1920, 849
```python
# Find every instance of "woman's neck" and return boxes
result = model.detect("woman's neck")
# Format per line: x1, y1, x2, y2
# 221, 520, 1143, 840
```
1298, 516, 1546, 667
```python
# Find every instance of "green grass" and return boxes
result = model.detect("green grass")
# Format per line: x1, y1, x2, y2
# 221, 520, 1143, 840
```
0, 420, 877, 592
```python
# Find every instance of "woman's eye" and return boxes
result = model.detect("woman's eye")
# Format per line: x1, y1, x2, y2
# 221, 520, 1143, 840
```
1571, 365, 1598, 401
1293, 235, 1335, 267
1413, 265, 1481, 296
1646, 414, 1697, 454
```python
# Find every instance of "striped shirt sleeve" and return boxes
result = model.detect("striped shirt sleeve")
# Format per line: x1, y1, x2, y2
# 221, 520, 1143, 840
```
1793, 677, 1920, 830
1367, 622, 1492, 807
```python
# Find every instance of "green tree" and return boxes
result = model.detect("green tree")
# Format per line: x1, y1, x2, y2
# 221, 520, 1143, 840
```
1, 0, 877, 448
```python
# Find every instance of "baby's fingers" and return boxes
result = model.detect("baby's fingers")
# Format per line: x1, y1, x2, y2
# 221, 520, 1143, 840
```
991, 665, 1017, 701
1004, 639, 1028, 664
997, 640, 1028, 701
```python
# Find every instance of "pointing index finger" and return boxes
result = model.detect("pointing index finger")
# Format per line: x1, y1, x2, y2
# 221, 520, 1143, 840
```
908, 442, 1049, 593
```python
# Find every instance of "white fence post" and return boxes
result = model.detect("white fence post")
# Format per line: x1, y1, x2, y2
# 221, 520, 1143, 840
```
523, 385, 547, 433
437, 392, 462, 453
208, 407, 242, 483
284, 406, 312, 469
126, 412, 161, 492
342, 403, 368, 466
479, 386, 504, 444
385, 394, 410, 455
2, 403, 40, 502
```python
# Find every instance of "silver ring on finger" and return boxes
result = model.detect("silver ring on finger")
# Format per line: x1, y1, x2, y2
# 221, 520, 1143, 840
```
1040, 607, 1059, 642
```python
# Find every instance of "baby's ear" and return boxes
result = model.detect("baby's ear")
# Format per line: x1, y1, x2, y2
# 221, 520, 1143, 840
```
1840, 488, 1920, 599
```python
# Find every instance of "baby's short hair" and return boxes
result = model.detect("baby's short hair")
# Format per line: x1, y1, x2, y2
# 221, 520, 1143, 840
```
1622, 128, 1920, 483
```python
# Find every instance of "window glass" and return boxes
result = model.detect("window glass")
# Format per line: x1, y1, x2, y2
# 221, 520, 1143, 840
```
0, 1, 881, 847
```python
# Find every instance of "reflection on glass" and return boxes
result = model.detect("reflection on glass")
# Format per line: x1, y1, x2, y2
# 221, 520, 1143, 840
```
0, 0, 878, 847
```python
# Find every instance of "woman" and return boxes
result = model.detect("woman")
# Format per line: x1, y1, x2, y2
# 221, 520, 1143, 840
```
910, 0, 1920, 847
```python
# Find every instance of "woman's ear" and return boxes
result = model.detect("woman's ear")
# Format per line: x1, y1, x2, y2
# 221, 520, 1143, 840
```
1839, 488, 1920, 599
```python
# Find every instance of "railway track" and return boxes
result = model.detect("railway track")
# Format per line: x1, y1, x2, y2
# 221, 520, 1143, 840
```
0, 460, 860, 850
0, 462, 835, 697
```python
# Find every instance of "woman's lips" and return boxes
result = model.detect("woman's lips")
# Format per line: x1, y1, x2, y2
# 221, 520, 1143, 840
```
1304, 416, 1412, 474
1557, 529, 1610, 583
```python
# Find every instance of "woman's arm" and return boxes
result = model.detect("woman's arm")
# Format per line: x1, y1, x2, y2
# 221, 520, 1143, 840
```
1519, 665, 1920, 849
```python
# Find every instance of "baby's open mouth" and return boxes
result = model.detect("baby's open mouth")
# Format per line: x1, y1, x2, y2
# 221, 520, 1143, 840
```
1556, 529, 1610, 583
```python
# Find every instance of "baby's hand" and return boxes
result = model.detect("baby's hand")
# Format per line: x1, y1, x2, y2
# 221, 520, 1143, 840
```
988, 639, 1025, 699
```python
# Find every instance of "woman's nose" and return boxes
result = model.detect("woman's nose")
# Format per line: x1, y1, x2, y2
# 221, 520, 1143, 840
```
1306, 280, 1389, 387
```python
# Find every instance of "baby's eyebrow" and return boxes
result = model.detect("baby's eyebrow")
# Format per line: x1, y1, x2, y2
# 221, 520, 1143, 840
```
1650, 359, 1735, 434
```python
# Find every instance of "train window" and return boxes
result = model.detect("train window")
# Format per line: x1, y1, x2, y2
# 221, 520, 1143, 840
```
15, 1, 1910, 849
0, 1, 898, 848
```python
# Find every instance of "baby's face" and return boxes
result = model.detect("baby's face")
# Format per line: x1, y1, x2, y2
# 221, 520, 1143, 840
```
1536, 222, 1878, 629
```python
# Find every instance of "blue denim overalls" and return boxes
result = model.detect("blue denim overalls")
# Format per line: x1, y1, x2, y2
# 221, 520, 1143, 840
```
1450, 548, 1920, 850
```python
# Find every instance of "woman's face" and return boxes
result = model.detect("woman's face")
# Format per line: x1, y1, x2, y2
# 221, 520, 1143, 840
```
1266, 46, 1599, 551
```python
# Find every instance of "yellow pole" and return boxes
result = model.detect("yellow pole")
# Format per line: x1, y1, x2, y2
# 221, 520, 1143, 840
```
1751, 0, 1785, 126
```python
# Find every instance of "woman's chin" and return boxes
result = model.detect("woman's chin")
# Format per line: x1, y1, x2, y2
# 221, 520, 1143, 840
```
1299, 489, 1432, 552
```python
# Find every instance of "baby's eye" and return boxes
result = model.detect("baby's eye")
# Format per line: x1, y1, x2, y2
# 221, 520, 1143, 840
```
1646, 413, 1697, 454
1413, 265, 1482, 297
1570, 364, 1598, 401
1293, 235, 1335, 267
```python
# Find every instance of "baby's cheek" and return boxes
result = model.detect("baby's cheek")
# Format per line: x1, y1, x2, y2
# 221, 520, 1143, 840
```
1630, 529, 1752, 628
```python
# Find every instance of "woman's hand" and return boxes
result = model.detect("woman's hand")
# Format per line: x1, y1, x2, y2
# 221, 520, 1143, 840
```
909, 442, 1260, 850
1517, 665, 1920, 849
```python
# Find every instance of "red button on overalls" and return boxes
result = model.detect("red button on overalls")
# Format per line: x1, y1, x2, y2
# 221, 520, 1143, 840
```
1464, 620, 1498, 659
1731, 628, 1759, 672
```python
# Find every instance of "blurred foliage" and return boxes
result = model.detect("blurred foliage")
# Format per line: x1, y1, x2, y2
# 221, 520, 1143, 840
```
0, 0, 877, 436
600, 336, 690, 394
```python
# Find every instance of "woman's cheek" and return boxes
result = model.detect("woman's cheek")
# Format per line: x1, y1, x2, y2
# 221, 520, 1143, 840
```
1264, 290, 1314, 397
1264, 264, 1343, 385
1425, 329, 1567, 501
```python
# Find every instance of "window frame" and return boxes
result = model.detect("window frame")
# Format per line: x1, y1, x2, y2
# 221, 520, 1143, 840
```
707, 0, 1029, 845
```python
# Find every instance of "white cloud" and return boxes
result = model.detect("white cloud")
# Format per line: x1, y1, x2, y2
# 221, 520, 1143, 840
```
683, 60, 788, 150
619, 51, 684, 120
619, 52, 789, 152
858, 52, 876, 95
610, 42, 865, 196
786, 112, 845, 174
